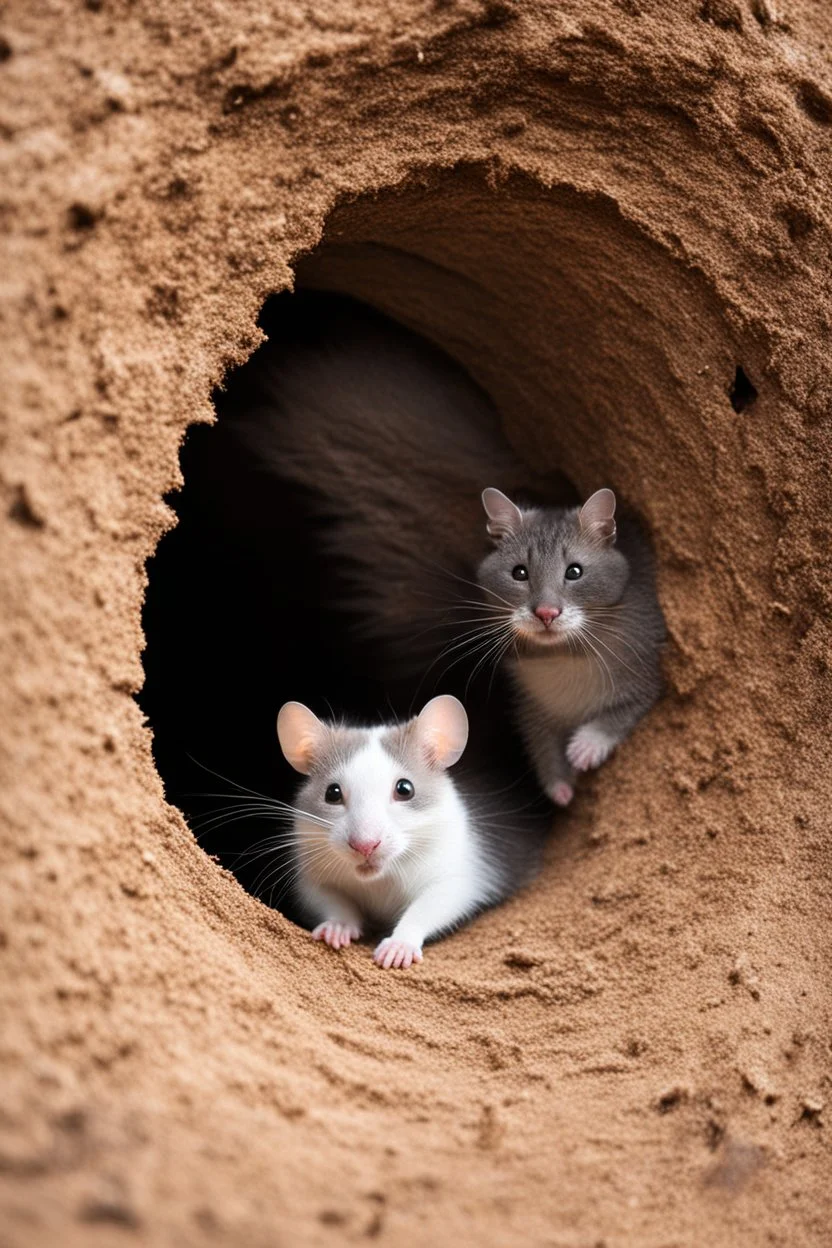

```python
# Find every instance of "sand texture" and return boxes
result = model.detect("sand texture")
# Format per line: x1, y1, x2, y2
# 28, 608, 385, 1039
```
1, 0, 831, 1244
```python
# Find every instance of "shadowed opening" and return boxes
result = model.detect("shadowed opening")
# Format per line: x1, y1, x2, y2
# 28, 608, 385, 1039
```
729, 365, 759, 413
139, 288, 543, 915
139, 167, 741, 913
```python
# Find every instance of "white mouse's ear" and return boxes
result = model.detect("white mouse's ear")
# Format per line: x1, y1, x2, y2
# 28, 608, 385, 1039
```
482, 488, 523, 540
579, 488, 617, 543
414, 695, 469, 770
277, 702, 328, 775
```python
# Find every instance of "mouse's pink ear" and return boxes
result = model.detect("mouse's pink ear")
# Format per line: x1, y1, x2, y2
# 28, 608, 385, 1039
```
277, 702, 328, 775
482, 488, 523, 540
579, 488, 617, 543
415, 695, 469, 770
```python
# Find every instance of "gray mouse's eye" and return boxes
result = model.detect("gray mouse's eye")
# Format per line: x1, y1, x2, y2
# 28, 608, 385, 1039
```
565, 564, 583, 581
512, 564, 529, 581
394, 778, 415, 801
324, 783, 343, 804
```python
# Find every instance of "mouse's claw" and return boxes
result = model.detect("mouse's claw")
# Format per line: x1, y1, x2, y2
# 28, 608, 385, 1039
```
548, 780, 574, 807
566, 724, 616, 772
312, 920, 362, 950
373, 937, 423, 970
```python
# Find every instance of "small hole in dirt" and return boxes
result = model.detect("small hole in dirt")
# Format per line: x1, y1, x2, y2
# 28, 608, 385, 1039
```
657, 1085, 688, 1114
796, 80, 832, 126
783, 206, 814, 242
480, 0, 520, 25
699, 0, 743, 31
8, 484, 45, 528
729, 366, 758, 413
67, 202, 101, 231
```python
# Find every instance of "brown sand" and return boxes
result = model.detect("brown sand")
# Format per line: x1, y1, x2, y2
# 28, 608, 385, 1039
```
1, 1, 831, 1244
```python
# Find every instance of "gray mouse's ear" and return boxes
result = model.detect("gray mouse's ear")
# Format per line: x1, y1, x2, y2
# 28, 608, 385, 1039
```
414, 695, 469, 770
579, 488, 617, 543
482, 488, 523, 540
277, 702, 328, 775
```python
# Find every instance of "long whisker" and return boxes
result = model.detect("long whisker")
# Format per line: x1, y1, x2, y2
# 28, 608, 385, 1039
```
586, 619, 650, 670
574, 627, 615, 697
192, 807, 332, 837
429, 619, 510, 664
402, 609, 513, 649
185, 787, 334, 830
486, 628, 518, 701
185, 757, 281, 802
464, 625, 515, 699
436, 624, 512, 683
408, 617, 513, 707
265, 842, 357, 909
191, 811, 289, 838
253, 840, 334, 902
580, 622, 641, 682
189, 802, 282, 824
410, 555, 516, 609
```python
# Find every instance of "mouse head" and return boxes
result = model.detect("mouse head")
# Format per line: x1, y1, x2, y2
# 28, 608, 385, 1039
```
477, 487, 630, 649
277, 695, 468, 881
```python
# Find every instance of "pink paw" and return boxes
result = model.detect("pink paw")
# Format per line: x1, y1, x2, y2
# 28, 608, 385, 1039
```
312, 921, 361, 951
373, 937, 423, 970
566, 725, 616, 772
548, 781, 575, 807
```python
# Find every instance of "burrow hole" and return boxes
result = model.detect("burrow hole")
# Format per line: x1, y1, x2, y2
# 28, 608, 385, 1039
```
138, 175, 735, 917
139, 288, 552, 918
729, 365, 758, 413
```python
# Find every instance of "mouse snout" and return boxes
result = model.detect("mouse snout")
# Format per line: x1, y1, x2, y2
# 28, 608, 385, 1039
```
534, 605, 562, 627
348, 834, 382, 859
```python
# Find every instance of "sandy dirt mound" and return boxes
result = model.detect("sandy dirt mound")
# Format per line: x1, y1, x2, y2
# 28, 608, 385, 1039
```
1, 1, 831, 1244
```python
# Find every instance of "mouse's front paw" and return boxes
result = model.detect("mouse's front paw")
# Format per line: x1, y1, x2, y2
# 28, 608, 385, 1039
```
312, 920, 362, 950
373, 937, 423, 970
566, 725, 616, 772
547, 780, 575, 807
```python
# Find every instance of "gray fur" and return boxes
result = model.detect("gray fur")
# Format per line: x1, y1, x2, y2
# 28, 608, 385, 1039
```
478, 502, 665, 797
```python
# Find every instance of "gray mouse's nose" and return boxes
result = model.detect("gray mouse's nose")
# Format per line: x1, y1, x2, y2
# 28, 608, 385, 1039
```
534, 605, 561, 627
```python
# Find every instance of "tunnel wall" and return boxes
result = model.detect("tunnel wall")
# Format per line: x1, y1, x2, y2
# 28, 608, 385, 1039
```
1, 2, 831, 1244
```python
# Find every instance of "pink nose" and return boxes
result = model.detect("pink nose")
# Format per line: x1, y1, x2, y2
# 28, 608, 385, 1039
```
535, 606, 561, 626
348, 837, 381, 859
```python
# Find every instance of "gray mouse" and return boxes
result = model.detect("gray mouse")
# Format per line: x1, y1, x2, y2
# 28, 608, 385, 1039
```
478, 487, 666, 805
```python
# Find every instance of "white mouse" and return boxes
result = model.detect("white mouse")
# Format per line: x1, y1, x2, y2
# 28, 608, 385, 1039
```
276, 695, 537, 969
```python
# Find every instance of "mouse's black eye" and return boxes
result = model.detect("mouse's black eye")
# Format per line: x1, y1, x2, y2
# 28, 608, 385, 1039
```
324, 783, 343, 804
394, 778, 415, 801
512, 564, 529, 581
565, 564, 583, 581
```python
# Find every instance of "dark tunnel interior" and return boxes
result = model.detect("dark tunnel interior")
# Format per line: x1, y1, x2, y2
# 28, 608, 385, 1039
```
138, 290, 550, 919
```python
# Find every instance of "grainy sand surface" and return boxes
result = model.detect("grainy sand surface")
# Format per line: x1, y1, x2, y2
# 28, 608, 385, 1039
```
1, 2, 830, 1244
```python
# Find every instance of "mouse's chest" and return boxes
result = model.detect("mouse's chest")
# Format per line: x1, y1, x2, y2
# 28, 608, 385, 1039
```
340, 871, 414, 925
512, 652, 609, 725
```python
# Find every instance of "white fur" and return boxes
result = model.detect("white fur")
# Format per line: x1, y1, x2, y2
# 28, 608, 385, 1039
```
293, 733, 494, 966
566, 723, 617, 771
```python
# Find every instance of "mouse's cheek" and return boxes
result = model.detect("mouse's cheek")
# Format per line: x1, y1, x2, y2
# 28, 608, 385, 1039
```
378, 836, 400, 864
